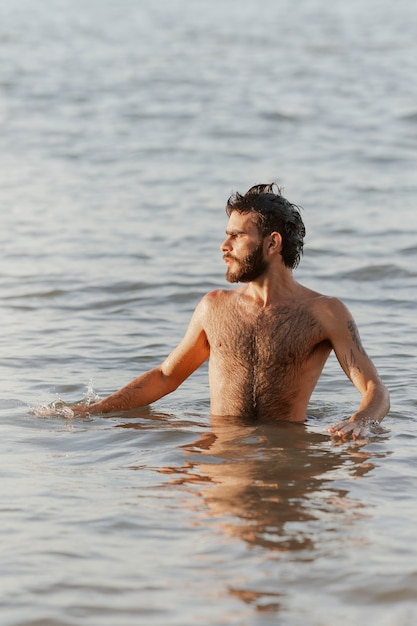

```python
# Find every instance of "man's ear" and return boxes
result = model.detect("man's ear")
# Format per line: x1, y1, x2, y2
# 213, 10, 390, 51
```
265, 231, 283, 256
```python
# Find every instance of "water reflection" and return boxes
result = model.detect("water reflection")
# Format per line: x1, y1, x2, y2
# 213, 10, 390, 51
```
119, 411, 387, 614
156, 415, 375, 553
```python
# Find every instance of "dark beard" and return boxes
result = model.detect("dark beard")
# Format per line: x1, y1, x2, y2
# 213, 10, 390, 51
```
226, 241, 267, 283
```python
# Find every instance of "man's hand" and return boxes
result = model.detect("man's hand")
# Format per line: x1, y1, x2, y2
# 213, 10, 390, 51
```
328, 415, 377, 441
68, 403, 91, 417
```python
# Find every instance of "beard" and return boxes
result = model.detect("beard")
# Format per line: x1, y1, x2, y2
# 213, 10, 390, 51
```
225, 241, 267, 283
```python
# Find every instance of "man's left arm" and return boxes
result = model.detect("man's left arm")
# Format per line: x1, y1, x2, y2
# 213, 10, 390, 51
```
325, 298, 390, 440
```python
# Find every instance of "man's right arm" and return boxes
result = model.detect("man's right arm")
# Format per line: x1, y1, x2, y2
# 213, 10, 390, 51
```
74, 298, 211, 415
85, 366, 186, 414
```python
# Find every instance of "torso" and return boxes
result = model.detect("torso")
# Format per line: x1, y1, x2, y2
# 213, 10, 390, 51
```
202, 289, 332, 421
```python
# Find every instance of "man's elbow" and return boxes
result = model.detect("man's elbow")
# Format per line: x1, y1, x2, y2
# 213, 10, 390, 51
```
158, 367, 184, 395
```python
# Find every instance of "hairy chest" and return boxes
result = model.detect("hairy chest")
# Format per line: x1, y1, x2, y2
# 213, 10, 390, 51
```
206, 303, 326, 371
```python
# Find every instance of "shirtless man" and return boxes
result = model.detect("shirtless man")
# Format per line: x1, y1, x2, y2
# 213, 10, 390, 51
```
74, 183, 390, 439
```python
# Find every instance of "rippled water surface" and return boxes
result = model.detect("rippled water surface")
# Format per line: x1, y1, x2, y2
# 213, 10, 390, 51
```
1, 0, 417, 624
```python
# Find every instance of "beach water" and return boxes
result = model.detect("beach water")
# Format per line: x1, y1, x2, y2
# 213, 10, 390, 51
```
1, 0, 417, 624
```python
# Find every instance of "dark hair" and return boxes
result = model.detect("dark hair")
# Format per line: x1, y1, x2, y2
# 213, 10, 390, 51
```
226, 183, 305, 269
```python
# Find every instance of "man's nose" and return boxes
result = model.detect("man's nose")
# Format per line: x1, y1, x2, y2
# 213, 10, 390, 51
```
220, 236, 232, 252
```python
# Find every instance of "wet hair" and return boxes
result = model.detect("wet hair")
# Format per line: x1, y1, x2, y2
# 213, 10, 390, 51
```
226, 183, 305, 269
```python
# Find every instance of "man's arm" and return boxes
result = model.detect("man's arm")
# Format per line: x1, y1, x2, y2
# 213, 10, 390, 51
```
75, 299, 210, 415
324, 298, 390, 439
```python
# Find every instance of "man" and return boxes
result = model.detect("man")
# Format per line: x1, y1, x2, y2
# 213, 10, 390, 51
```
74, 183, 390, 439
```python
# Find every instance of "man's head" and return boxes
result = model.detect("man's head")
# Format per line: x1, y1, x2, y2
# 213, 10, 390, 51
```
225, 183, 305, 270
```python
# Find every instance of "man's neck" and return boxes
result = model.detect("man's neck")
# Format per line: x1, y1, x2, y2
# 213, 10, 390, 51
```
241, 267, 300, 307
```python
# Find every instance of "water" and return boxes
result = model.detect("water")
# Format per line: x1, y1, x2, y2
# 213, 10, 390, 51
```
1, 0, 417, 623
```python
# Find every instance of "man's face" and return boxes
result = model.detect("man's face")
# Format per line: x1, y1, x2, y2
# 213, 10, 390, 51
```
221, 212, 267, 283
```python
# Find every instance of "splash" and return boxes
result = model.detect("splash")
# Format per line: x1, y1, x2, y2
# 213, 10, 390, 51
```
83, 379, 100, 407
31, 380, 100, 418
32, 400, 76, 419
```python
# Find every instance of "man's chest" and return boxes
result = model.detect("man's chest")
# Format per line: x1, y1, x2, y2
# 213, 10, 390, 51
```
206, 304, 326, 365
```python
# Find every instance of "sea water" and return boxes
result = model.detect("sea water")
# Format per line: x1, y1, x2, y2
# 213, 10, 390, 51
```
1, 0, 417, 624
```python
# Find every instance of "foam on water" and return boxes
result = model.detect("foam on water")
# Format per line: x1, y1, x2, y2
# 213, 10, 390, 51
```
31, 381, 100, 418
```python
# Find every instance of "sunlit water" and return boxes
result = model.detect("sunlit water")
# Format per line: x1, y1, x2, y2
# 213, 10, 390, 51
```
1, 0, 417, 624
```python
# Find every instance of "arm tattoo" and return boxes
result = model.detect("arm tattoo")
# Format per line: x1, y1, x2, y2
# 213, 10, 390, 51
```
347, 320, 367, 356
343, 348, 361, 374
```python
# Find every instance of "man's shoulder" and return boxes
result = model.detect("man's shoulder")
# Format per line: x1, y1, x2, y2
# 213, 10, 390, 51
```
305, 292, 351, 326
196, 289, 239, 318
201, 288, 238, 305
